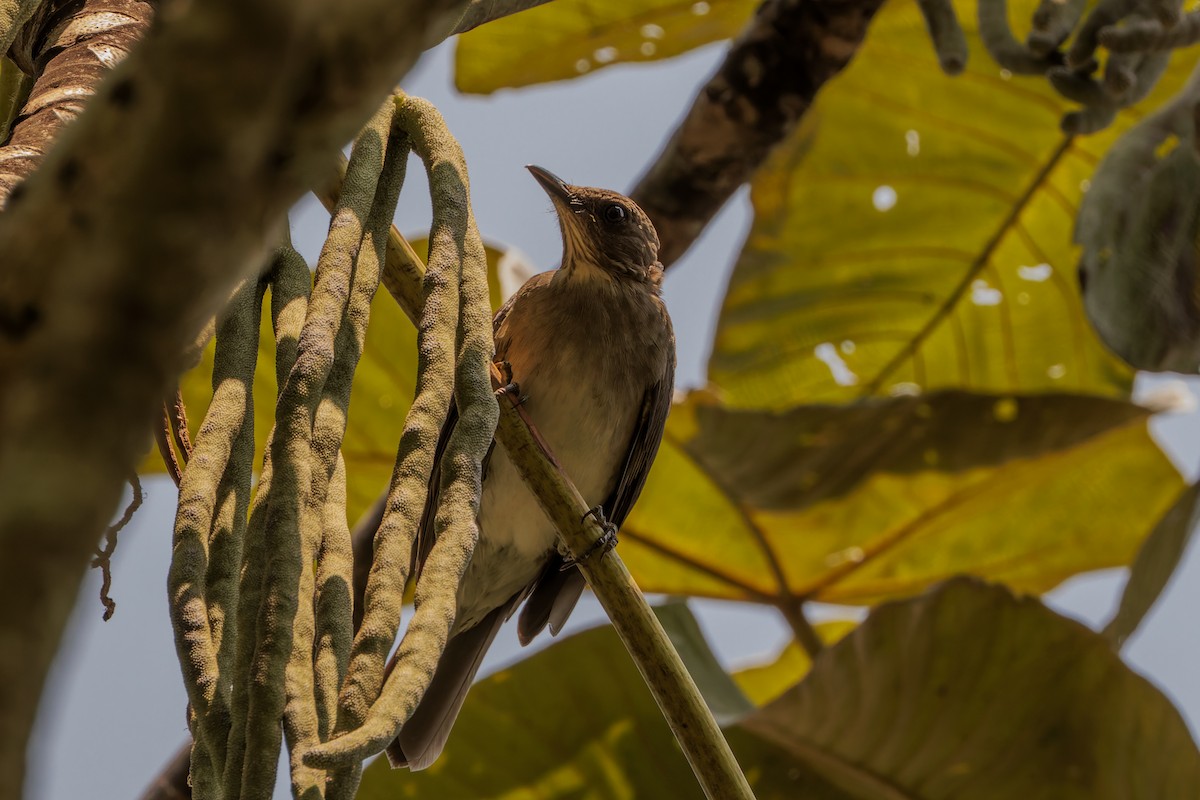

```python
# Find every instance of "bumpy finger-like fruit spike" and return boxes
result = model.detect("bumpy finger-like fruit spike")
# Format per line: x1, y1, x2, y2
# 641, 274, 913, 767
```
1101, 10, 1200, 52
1104, 51, 1139, 97
917, 0, 969, 74
978, 0, 1061, 73
1147, 0, 1184, 27
1076, 65, 1200, 372
1048, 67, 1111, 105
1062, 104, 1120, 134
1069, 0, 1138, 69
1028, 0, 1088, 55
307, 95, 497, 785
1118, 49, 1172, 106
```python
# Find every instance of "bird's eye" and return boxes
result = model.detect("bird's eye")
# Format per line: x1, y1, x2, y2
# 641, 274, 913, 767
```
603, 204, 627, 224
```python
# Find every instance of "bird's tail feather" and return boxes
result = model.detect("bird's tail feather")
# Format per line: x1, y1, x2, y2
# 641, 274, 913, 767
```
386, 594, 519, 771
517, 559, 586, 645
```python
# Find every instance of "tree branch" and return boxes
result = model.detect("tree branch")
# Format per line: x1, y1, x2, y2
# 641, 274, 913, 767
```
631, 0, 887, 268
0, 0, 468, 792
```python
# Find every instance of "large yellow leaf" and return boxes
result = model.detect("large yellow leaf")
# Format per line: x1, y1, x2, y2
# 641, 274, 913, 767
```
708, 0, 1200, 407
453, 0, 758, 95
138, 237, 531, 524
619, 389, 1181, 606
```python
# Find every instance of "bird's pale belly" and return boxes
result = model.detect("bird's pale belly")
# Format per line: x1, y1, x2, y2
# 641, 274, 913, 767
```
452, 364, 639, 632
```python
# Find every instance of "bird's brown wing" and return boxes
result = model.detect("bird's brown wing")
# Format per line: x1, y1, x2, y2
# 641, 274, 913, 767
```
389, 284, 529, 770
385, 589, 523, 770
517, 333, 677, 644
397, 283, 674, 768
411, 282, 525, 575
411, 403, 456, 579
604, 345, 677, 531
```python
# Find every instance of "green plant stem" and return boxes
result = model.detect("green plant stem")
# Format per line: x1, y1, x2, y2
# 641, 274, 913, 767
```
490, 391, 756, 800
780, 601, 824, 661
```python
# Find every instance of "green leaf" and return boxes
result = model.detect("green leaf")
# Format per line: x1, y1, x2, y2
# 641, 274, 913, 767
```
359, 580, 1200, 799
617, 389, 1182, 605
739, 578, 1200, 799
1103, 481, 1200, 649
707, 0, 1200, 408
356, 616, 702, 799
654, 600, 755, 725
138, 236, 531, 524
453, 0, 758, 95
356, 614, 854, 799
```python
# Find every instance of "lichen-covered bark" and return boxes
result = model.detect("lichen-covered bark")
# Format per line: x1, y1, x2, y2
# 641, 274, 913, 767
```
631, 0, 886, 268
0, 0, 467, 792
1, 0, 151, 204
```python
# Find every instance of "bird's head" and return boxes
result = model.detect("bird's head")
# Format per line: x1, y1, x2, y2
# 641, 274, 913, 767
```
527, 165, 662, 287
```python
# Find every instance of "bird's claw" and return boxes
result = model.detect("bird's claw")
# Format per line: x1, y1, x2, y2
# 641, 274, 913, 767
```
562, 506, 618, 569
493, 365, 530, 406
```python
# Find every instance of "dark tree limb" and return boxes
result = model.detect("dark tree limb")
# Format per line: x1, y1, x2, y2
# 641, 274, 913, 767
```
631, 0, 887, 268
0, 0, 467, 792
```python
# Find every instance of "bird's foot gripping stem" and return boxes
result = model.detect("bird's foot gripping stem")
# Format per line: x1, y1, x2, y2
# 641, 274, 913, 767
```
494, 362, 530, 406
563, 506, 618, 569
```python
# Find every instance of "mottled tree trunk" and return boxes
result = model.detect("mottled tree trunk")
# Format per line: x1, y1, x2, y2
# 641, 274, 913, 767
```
0, 0, 465, 793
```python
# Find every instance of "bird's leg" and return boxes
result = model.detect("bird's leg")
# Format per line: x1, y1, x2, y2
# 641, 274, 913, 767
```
493, 360, 531, 406
494, 380, 521, 399
561, 506, 618, 569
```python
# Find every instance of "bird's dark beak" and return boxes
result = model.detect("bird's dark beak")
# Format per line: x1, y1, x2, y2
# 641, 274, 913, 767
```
526, 165, 572, 204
